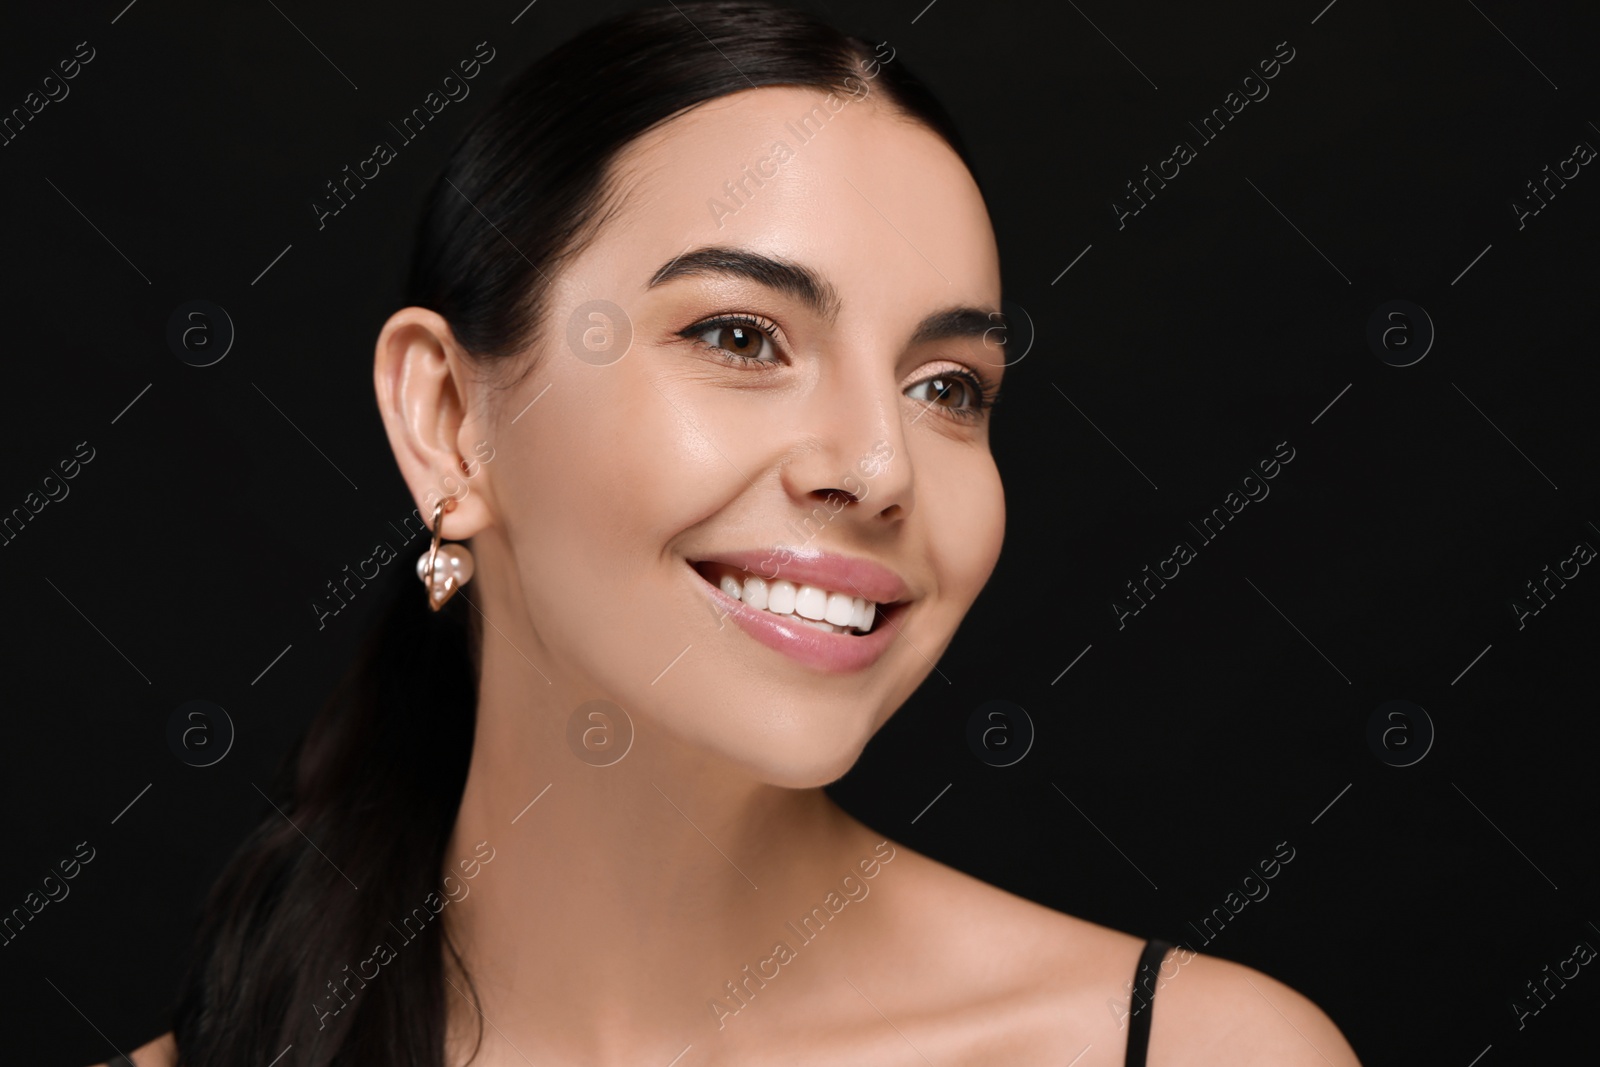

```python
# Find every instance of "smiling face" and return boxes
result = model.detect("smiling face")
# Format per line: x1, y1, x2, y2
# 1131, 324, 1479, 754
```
473, 84, 1007, 786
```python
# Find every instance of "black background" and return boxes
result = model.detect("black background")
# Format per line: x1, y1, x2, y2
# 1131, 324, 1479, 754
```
2, 0, 1596, 1064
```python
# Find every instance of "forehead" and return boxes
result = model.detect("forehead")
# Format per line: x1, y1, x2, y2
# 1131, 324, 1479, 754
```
587, 84, 1000, 320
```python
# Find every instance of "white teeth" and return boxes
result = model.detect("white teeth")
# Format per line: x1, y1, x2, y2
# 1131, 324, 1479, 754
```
767, 579, 797, 615
703, 565, 880, 633
824, 591, 855, 626
794, 585, 828, 621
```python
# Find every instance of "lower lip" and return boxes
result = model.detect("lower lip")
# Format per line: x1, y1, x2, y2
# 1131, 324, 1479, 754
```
688, 563, 906, 673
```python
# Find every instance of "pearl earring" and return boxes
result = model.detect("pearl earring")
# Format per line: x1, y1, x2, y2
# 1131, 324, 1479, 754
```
417, 497, 474, 611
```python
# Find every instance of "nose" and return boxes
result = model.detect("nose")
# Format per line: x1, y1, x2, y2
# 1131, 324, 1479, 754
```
777, 357, 914, 524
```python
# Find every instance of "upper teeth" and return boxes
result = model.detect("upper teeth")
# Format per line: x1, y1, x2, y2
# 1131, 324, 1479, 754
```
714, 571, 877, 633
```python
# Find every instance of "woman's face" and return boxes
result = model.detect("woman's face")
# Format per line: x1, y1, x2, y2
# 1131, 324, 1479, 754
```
480, 84, 1006, 786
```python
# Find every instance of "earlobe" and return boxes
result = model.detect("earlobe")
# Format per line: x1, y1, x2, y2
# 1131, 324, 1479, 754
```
373, 307, 492, 540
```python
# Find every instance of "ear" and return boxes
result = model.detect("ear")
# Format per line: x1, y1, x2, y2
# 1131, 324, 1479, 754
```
373, 307, 493, 540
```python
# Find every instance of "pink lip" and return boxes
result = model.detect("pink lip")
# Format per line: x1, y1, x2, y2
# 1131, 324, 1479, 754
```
690, 547, 911, 606
685, 560, 910, 673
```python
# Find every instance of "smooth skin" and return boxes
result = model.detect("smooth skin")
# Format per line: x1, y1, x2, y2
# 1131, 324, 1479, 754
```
106, 85, 1360, 1067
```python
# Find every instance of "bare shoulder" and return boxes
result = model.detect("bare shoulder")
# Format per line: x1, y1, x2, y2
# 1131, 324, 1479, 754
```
1149, 948, 1362, 1066
868, 832, 1146, 973
84, 1030, 177, 1067
855, 837, 1168, 1058
854, 835, 1360, 1065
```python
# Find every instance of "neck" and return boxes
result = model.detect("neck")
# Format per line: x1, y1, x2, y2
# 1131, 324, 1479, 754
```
439, 581, 886, 1060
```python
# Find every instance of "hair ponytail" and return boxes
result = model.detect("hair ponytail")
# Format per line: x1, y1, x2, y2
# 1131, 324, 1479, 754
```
173, 571, 480, 1065
171, 3, 976, 1061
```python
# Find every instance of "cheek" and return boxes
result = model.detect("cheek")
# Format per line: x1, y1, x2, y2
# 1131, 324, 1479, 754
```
496, 362, 762, 669
927, 450, 1005, 601
512, 380, 674, 585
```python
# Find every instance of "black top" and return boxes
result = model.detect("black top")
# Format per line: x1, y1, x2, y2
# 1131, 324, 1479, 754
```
107, 1058, 134, 1067
1125, 938, 1175, 1067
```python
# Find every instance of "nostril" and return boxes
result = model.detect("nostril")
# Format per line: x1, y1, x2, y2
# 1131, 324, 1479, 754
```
816, 487, 859, 507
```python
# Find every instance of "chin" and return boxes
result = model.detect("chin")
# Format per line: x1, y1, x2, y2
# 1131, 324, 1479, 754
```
765, 735, 873, 789
676, 699, 885, 790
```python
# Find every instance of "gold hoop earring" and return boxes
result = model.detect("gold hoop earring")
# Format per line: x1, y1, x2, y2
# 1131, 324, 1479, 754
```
416, 498, 475, 611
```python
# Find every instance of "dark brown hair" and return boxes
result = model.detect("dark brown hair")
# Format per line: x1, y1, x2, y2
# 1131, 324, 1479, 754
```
171, 3, 978, 1062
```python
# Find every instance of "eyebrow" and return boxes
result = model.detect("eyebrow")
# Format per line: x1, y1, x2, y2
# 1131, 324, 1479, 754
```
647, 244, 1002, 350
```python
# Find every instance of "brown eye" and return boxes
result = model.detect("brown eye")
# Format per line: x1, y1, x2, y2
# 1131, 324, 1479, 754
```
706, 324, 765, 357
684, 314, 783, 365
906, 373, 978, 410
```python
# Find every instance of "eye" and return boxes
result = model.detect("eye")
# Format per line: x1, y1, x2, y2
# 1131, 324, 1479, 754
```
905, 369, 998, 422
681, 314, 784, 367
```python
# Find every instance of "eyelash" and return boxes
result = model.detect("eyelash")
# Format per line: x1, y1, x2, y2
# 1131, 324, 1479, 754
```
678, 312, 1002, 422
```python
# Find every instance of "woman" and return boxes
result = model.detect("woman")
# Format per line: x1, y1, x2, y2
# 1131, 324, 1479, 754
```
111, 2, 1362, 1064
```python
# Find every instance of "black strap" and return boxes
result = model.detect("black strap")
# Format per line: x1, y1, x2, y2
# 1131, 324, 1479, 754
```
1125, 938, 1174, 1067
